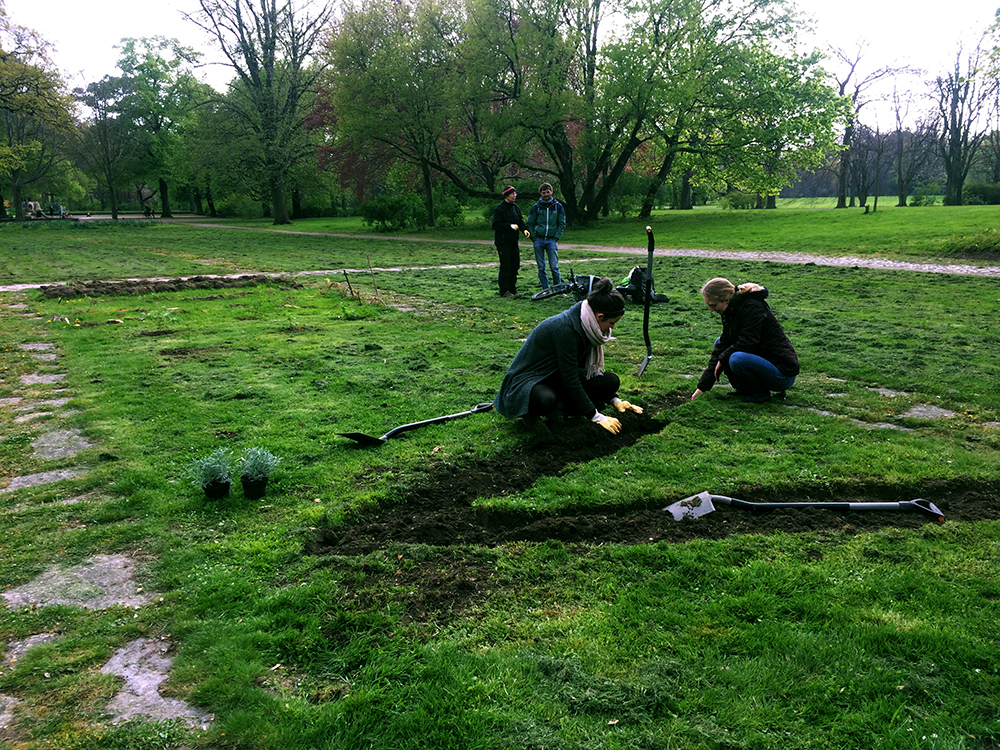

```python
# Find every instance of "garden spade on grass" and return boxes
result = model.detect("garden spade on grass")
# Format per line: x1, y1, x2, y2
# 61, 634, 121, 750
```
665, 490, 945, 521
636, 226, 655, 377
338, 402, 494, 447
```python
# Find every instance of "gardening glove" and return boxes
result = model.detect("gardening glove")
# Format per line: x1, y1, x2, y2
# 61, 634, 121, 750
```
612, 397, 643, 415
523, 229, 531, 238
510, 223, 519, 230
592, 411, 622, 435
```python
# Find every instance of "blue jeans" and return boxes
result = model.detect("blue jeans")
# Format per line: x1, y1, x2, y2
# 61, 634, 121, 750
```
533, 238, 561, 289
725, 351, 796, 396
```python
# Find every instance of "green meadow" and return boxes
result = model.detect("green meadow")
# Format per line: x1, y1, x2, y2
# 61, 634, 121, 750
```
0, 209, 997, 749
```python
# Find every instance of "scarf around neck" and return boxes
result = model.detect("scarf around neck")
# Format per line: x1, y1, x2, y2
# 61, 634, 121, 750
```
580, 300, 614, 379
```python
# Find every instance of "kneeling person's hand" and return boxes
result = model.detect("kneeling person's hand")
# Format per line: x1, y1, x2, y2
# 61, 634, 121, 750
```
592, 412, 622, 435
613, 398, 643, 414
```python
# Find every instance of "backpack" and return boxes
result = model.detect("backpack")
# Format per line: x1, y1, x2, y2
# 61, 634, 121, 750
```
616, 266, 669, 304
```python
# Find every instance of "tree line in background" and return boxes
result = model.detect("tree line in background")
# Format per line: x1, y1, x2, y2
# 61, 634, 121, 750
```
2, 0, 1000, 227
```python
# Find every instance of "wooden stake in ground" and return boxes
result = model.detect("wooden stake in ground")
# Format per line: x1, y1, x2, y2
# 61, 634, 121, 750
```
341, 269, 357, 300
367, 255, 381, 304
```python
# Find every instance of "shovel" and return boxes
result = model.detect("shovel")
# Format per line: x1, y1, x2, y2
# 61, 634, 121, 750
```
338, 402, 494, 446
665, 490, 945, 521
636, 226, 655, 377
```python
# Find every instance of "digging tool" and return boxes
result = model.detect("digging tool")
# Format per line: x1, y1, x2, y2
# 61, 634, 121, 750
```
664, 490, 945, 522
338, 402, 494, 446
636, 226, 655, 377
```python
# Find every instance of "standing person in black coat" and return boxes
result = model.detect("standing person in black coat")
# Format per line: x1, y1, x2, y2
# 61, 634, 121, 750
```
491, 185, 529, 297
691, 277, 799, 403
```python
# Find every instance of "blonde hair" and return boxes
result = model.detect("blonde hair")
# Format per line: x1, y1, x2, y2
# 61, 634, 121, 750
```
700, 278, 764, 302
701, 277, 735, 303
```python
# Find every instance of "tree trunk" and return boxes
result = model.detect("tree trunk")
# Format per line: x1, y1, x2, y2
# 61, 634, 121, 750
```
766, 195, 777, 209
638, 149, 678, 219
158, 177, 173, 218
206, 185, 217, 217
421, 160, 435, 227
271, 176, 290, 224
679, 170, 694, 210
292, 187, 302, 220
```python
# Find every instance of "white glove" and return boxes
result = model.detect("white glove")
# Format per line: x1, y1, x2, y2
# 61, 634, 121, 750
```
510, 223, 518, 230
613, 398, 643, 414
592, 412, 622, 435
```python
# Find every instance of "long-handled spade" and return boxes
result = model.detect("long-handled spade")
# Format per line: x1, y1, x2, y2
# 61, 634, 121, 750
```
636, 226, 655, 376
339, 402, 494, 447
665, 490, 945, 521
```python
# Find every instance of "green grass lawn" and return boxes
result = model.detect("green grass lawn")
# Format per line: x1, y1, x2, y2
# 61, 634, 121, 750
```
0, 220, 998, 749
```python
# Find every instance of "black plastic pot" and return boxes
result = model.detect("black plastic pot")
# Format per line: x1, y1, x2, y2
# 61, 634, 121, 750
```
203, 479, 231, 499
241, 476, 268, 500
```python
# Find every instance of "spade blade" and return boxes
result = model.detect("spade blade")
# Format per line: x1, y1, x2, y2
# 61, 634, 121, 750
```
664, 490, 716, 521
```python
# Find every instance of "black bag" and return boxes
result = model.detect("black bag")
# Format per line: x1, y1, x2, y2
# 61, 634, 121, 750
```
616, 266, 669, 304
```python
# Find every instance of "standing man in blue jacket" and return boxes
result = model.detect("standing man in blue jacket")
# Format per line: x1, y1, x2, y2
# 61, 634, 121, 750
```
527, 183, 567, 292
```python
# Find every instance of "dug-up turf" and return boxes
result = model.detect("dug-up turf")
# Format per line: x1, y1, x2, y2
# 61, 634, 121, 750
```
37, 274, 302, 298
310, 391, 1000, 557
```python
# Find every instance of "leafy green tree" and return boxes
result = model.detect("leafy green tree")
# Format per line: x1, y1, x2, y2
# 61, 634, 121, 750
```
0, 4, 74, 218
190, 0, 333, 224
115, 37, 207, 217
74, 77, 144, 220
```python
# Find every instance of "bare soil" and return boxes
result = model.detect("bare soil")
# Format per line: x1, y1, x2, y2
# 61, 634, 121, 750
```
310, 391, 999, 557
36, 274, 301, 299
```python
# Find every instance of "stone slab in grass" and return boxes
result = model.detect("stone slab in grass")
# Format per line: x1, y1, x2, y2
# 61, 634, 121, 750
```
100, 638, 213, 729
902, 404, 957, 419
1, 468, 82, 493
1, 554, 154, 610
20, 373, 66, 385
32, 429, 92, 459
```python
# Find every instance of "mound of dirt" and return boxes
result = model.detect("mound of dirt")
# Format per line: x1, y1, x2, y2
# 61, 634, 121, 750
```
311, 392, 998, 557
37, 275, 302, 299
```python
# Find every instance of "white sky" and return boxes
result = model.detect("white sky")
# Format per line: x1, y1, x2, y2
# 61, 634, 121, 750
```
2, 0, 232, 91
4, 0, 999, 123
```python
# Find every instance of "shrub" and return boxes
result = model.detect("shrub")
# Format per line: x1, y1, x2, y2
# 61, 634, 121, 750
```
962, 182, 1000, 205
360, 193, 428, 231
721, 191, 757, 210
238, 447, 282, 481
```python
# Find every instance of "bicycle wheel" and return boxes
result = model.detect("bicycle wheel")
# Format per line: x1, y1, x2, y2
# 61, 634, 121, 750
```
531, 283, 572, 301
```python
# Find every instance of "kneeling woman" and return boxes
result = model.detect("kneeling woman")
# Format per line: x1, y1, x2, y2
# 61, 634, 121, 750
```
494, 278, 642, 434
691, 277, 799, 403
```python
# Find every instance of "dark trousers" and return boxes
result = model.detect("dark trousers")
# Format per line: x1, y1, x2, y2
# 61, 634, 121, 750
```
496, 242, 520, 295
528, 371, 620, 417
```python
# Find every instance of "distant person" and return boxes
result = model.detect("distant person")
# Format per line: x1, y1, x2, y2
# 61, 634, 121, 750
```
691, 277, 799, 403
494, 277, 643, 433
491, 185, 530, 297
527, 182, 566, 291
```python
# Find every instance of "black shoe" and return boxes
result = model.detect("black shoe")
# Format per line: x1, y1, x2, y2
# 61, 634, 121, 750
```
741, 392, 771, 403
773, 390, 787, 400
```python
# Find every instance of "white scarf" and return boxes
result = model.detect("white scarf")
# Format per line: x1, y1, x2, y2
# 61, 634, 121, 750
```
580, 300, 615, 379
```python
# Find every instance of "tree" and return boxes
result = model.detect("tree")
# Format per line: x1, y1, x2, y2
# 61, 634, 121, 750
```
932, 38, 997, 206
74, 77, 143, 220
0, 5, 74, 218
890, 86, 935, 207
189, 0, 333, 224
115, 37, 207, 218
828, 43, 899, 208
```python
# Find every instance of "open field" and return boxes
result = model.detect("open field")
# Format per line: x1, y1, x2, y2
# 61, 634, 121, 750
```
0, 217, 998, 749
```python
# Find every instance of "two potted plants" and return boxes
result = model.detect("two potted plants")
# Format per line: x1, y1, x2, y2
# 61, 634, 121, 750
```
186, 446, 281, 500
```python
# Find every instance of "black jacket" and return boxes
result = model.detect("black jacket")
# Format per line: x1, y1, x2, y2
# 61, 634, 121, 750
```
492, 200, 525, 245
697, 286, 799, 393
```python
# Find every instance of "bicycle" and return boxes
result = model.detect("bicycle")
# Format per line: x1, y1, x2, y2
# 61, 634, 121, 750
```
530, 269, 596, 301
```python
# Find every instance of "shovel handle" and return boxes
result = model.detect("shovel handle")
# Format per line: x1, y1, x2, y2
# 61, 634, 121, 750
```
713, 496, 944, 520
382, 402, 494, 440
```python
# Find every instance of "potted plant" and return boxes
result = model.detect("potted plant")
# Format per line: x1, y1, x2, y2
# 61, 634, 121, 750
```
186, 448, 235, 499
238, 447, 281, 500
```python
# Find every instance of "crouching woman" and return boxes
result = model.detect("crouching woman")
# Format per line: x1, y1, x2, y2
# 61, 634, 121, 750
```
494, 278, 642, 433
691, 278, 799, 403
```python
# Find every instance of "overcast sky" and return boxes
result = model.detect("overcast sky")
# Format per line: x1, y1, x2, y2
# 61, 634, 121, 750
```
4, 0, 999, 122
